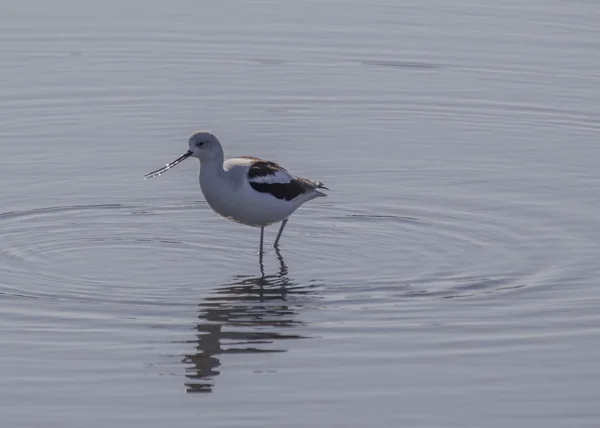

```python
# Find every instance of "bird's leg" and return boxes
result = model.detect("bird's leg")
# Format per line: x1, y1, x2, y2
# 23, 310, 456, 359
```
259, 226, 265, 261
274, 218, 289, 248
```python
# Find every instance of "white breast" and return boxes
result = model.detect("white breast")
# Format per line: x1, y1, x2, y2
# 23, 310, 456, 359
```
199, 160, 300, 227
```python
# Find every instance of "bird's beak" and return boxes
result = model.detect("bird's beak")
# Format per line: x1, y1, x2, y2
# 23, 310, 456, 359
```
144, 150, 193, 179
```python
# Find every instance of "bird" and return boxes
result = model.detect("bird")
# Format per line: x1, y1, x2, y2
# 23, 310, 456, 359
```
145, 130, 328, 259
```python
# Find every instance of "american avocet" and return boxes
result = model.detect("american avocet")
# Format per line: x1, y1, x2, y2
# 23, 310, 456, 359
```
145, 130, 328, 258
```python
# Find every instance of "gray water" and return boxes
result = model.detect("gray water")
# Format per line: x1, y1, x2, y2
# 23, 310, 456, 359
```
2, 0, 600, 426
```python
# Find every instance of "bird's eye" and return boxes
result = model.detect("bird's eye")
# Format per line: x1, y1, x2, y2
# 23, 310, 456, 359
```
196, 141, 204, 147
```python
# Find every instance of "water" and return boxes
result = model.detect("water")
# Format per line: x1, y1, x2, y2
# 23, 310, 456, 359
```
2, 0, 600, 426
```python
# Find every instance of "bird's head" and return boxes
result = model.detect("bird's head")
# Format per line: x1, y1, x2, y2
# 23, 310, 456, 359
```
144, 130, 222, 179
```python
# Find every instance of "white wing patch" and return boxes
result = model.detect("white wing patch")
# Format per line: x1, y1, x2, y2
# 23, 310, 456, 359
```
248, 169, 293, 184
224, 157, 255, 170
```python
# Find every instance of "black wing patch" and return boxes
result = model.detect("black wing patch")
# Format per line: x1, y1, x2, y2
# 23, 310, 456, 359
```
242, 157, 328, 201
244, 159, 287, 179
249, 178, 315, 201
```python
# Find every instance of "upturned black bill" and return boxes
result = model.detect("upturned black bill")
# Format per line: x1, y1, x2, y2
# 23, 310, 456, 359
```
144, 150, 193, 179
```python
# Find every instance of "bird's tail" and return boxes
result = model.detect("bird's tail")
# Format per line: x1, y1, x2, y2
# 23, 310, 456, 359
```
311, 180, 328, 197
315, 181, 329, 190
297, 177, 329, 197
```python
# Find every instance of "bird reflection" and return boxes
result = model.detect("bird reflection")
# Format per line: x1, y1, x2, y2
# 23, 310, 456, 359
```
183, 249, 319, 393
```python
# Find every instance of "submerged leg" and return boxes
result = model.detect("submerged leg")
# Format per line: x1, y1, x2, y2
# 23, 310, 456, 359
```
274, 218, 289, 248
259, 226, 265, 259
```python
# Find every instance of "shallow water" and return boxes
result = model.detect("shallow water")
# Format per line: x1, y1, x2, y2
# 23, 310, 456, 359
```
2, 0, 600, 426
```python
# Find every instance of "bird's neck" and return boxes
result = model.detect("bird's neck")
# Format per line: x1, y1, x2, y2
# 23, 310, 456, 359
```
199, 154, 225, 182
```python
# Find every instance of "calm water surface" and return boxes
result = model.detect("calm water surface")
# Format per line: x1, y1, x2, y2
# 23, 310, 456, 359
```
2, 0, 600, 427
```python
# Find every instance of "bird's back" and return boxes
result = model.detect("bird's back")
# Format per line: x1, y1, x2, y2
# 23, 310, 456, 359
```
200, 156, 327, 226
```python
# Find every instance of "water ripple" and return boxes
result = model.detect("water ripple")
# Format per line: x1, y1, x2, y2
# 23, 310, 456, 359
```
0, 199, 224, 306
